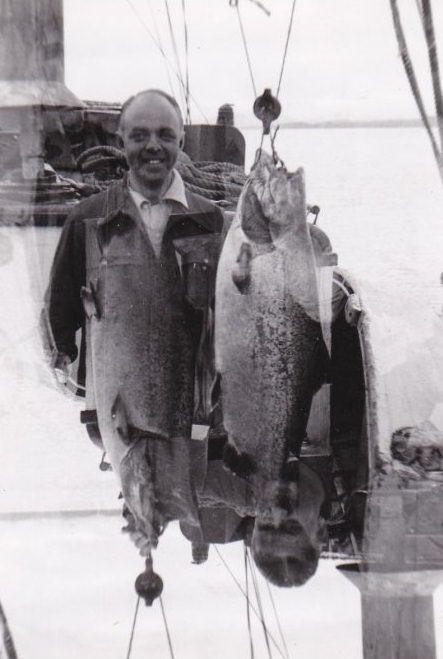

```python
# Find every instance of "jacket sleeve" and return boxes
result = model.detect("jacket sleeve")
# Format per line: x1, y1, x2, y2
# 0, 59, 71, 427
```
42, 207, 86, 363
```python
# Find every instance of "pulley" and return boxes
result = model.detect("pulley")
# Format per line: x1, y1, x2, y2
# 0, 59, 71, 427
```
253, 88, 281, 134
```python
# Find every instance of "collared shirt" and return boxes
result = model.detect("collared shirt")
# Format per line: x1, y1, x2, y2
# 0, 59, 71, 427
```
128, 169, 188, 257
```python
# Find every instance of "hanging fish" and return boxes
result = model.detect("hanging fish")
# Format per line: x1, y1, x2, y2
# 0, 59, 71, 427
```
215, 151, 330, 486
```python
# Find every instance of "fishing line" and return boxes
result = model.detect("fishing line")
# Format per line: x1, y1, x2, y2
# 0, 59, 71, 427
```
265, 581, 291, 659
125, 595, 141, 659
160, 596, 176, 659
214, 546, 287, 659
244, 546, 256, 659
276, 0, 297, 98
247, 551, 273, 659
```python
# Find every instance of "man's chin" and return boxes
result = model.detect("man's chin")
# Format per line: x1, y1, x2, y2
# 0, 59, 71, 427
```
135, 169, 170, 189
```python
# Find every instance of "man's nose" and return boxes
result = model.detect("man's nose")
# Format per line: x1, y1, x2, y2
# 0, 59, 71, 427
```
144, 135, 161, 151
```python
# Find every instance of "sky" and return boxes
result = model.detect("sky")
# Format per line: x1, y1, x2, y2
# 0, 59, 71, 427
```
62, 0, 443, 127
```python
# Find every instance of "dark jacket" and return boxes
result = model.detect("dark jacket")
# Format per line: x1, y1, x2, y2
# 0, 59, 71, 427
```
43, 176, 224, 401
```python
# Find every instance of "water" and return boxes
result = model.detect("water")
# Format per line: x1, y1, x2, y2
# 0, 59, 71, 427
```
243, 126, 443, 300
1, 126, 443, 658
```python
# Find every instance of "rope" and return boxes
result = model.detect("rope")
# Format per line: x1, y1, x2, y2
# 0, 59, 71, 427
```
125, 596, 141, 659
213, 546, 287, 659
265, 581, 291, 659
234, 3, 257, 97
244, 547, 256, 659
422, 0, 443, 158
276, 0, 297, 97
247, 552, 273, 659
0, 600, 18, 659
160, 596, 176, 659
389, 0, 442, 172
181, 0, 192, 124
415, 0, 424, 23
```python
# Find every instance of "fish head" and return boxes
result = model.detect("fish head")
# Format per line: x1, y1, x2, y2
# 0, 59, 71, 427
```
249, 151, 306, 240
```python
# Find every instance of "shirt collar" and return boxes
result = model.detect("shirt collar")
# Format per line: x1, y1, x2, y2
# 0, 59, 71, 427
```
128, 169, 188, 210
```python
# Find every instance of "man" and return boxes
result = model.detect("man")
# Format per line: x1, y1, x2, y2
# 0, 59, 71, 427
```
44, 89, 224, 558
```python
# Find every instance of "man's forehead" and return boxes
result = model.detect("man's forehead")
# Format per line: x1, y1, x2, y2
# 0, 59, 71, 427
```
123, 93, 182, 129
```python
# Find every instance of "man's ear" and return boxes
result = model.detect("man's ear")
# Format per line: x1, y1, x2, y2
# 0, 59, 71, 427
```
115, 132, 124, 149
179, 131, 185, 150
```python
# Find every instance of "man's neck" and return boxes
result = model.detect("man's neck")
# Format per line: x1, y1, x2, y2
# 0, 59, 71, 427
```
128, 171, 174, 202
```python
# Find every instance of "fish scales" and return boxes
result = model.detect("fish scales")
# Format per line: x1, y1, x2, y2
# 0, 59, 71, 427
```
215, 152, 326, 484
83, 212, 196, 478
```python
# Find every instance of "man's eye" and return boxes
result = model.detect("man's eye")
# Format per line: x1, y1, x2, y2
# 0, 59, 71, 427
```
160, 132, 176, 141
130, 132, 146, 142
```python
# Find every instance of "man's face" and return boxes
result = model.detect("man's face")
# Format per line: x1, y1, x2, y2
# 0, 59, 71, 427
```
120, 93, 183, 192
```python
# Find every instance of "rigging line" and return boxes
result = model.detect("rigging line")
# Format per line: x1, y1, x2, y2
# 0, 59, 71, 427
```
159, 596, 176, 659
163, 0, 187, 109
213, 546, 287, 659
247, 551, 273, 659
146, 0, 176, 98
123, 0, 184, 107
234, 3, 258, 97
422, 0, 443, 153
276, 0, 297, 98
265, 581, 291, 659
125, 596, 141, 659
414, 0, 424, 23
181, 0, 192, 124
389, 0, 442, 170
244, 546, 256, 659
123, 0, 209, 123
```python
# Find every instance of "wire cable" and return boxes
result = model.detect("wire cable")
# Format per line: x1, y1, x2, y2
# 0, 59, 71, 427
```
422, 0, 443, 155
123, 0, 209, 123
181, 0, 192, 124
160, 596, 176, 659
247, 552, 273, 659
146, 0, 176, 99
125, 596, 141, 659
214, 546, 287, 659
389, 0, 442, 173
244, 546, 256, 659
276, 0, 297, 97
265, 581, 291, 659
163, 0, 187, 111
234, 2, 258, 97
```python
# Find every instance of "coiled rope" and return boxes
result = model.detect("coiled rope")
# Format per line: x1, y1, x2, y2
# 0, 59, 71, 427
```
76, 146, 247, 208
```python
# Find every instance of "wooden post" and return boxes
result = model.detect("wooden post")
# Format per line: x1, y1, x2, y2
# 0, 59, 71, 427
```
0, 0, 83, 179
0, 0, 65, 84
338, 564, 443, 659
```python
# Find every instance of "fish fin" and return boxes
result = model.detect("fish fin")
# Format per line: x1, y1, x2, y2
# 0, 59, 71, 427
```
111, 393, 131, 444
232, 242, 252, 294
222, 443, 256, 477
80, 280, 102, 320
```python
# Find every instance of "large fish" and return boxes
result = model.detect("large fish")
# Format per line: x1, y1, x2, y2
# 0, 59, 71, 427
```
215, 151, 328, 486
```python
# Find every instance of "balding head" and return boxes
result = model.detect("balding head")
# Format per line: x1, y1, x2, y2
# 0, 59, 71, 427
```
119, 89, 184, 133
